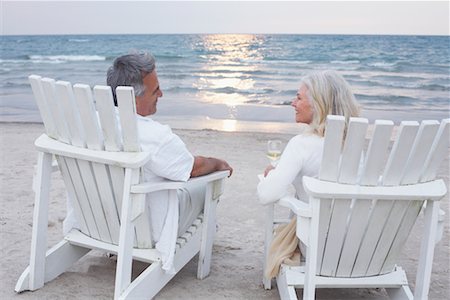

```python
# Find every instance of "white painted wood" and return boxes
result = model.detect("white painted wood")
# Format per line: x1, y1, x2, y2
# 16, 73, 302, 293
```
351, 199, 393, 277
283, 265, 410, 288
335, 199, 372, 277
276, 269, 298, 300
414, 200, 439, 300
35, 134, 151, 168
360, 120, 394, 185
55, 156, 90, 234
338, 117, 368, 184
319, 115, 345, 181
316, 116, 346, 272
116, 87, 140, 152
120, 224, 203, 300
28, 75, 57, 138
386, 285, 413, 300
381, 200, 423, 274
55, 81, 85, 148
28, 152, 52, 290
420, 119, 450, 182
73, 84, 103, 150
316, 198, 333, 273
15, 240, 90, 292
74, 83, 121, 244
41, 78, 71, 144
382, 121, 419, 186
321, 118, 368, 276
197, 181, 217, 279
263, 203, 274, 290
401, 120, 439, 184
93, 85, 122, 151
64, 157, 101, 240
76, 159, 112, 242
366, 201, 411, 276
302, 176, 446, 201
115, 168, 138, 299
303, 198, 320, 300
65, 230, 161, 263
319, 198, 352, 276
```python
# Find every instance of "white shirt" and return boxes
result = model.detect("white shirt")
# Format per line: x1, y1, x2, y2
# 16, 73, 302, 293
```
257, 133, 324, 205
136, 115, 194, 242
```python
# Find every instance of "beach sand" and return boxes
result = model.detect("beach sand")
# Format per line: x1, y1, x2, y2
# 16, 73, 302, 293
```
1, 122, 448, 299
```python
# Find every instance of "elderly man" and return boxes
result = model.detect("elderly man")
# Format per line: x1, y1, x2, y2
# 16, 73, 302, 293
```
64, 51, 232, 272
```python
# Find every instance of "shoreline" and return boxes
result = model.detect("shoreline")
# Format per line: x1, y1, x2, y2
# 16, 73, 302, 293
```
1, 109, 449, 136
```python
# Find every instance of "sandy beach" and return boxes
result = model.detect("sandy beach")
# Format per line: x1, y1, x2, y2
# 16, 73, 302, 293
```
1, 122, 449, 300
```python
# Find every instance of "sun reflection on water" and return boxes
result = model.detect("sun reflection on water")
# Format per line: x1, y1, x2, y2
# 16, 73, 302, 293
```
195, 34, 264, 109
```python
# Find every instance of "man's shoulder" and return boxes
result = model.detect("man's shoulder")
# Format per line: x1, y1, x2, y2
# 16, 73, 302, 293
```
137, 116, 171, 132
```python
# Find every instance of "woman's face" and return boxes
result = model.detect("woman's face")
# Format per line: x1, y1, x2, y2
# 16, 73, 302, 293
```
291, 85, 314, 124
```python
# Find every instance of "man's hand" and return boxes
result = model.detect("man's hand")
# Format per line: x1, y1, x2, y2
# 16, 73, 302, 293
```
191, 156, 233, 178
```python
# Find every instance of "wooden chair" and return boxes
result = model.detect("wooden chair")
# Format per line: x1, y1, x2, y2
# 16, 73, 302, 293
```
15, 75, 229, 299
263, 115, 448, 299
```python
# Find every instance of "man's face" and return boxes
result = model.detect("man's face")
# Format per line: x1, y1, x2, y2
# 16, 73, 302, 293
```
135, 70, 163, 116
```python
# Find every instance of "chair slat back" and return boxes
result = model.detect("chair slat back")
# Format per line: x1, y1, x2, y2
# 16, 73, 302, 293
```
315, 116, 345, 272
29, 75, 153, 248
313, 115, 447, 278
319, 118, 368, 276
55, 81, 86, 148
116, 87, 140, 152
421, 119, 450, 182
335, 120, 394, 277
29, 75, 58, 139
41, 78, 71, 144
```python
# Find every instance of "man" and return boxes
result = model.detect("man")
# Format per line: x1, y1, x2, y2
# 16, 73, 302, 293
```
105, 51, 233, 271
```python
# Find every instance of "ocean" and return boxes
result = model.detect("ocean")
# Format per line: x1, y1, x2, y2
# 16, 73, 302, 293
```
1, 34, 449, 128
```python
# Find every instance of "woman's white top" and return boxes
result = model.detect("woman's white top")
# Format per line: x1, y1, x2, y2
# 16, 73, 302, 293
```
257, 133, 324, 204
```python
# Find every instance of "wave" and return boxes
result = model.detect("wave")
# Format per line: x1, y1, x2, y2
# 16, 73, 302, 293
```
331, 60, 360, 64
28, 55, 106, 63
68, 39, 90, 43
368, 62, 397, 68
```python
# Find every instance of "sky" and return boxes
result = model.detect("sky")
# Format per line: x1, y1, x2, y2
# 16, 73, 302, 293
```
1, 1, 449, 36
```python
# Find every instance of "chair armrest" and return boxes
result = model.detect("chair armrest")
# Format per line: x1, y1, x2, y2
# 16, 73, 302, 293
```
130, 170, 230, 194
277, 196, 312, 218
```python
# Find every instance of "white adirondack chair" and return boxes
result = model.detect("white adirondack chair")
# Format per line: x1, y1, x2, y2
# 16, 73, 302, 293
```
15, 75, 229, 299
263, 115, 449, 299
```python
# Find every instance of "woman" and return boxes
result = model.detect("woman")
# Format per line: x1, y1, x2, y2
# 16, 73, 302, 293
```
258, 70, 360, 278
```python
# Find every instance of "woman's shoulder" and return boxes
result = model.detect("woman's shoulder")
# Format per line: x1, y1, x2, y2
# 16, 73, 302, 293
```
289, 132, 323, 145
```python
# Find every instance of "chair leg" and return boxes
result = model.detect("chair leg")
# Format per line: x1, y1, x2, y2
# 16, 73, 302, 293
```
115, 169, 139, 300
414, 200, 439, 300
16, 240, 90, 292
27, 152, 52, 290
198, 182, 218, 279
263, 204, 275, 290
303, 200, 320, 300
276, 268, 298, 300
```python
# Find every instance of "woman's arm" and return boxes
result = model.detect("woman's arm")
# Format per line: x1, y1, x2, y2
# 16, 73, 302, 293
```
257, 136, 306, 204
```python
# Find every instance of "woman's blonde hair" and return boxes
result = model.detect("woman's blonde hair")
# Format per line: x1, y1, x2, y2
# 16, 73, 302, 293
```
301, 70, 360, 136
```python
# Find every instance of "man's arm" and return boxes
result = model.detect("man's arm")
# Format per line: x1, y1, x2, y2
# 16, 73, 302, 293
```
190, 156, 233, 178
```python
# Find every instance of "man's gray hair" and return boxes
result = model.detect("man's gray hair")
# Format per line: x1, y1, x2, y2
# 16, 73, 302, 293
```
106, 51, 156, 105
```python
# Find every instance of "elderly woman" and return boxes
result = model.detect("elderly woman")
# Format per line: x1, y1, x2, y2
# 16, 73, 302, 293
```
257, 70, 360, 278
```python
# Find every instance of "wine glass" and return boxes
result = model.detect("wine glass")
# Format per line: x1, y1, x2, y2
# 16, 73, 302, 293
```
267, 140, 282, 166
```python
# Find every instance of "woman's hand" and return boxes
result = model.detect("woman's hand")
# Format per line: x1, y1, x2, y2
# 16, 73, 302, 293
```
264, 165, 275, 177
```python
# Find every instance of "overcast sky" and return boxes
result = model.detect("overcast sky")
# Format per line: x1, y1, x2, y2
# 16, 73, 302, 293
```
2, 1, 449, 35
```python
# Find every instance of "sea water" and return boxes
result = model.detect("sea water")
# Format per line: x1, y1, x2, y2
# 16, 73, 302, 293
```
1, 34, 449, 126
